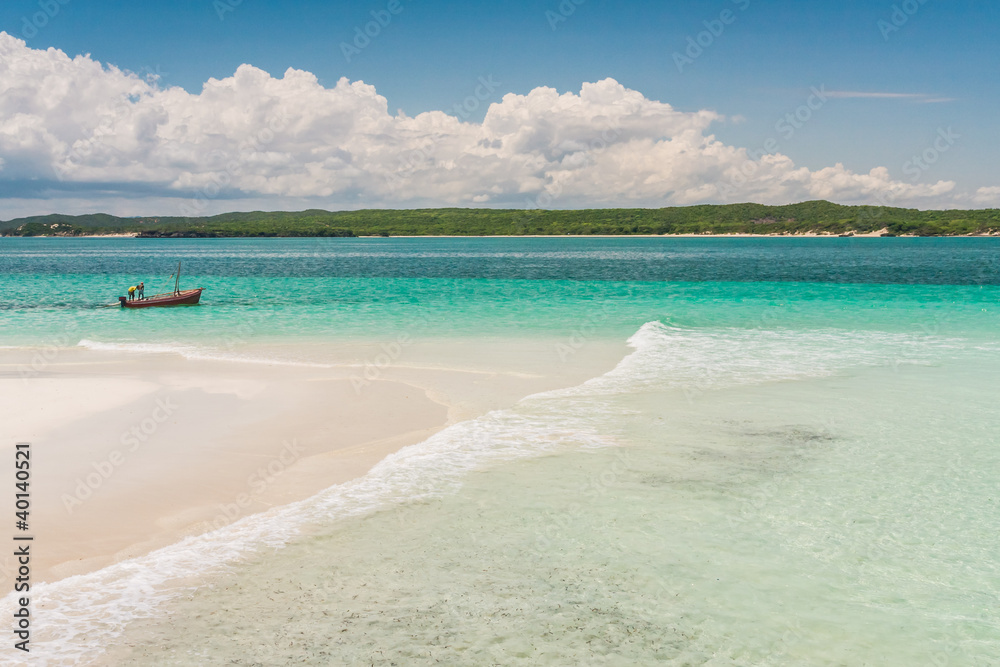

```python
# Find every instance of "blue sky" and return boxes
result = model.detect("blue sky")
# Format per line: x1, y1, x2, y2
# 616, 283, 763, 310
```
0, 0, 997, 215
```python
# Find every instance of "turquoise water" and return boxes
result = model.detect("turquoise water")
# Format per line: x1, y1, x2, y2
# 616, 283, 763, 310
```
1, 237, 998, 345
3, 238, 1000, 665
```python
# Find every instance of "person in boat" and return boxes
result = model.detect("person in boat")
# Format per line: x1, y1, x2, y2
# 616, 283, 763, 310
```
128, 285, 136, 301
138, 282, 144, 300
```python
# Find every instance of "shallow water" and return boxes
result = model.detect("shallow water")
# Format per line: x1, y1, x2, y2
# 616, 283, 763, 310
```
115, 335, 1000, 666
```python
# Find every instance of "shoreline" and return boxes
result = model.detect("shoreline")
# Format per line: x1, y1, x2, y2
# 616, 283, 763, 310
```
0, 338, 627, 586
4, 230, 1000, 239
4, 202, 1000, 240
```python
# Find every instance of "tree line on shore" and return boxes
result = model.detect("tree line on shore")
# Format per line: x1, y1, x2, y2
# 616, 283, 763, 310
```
2, 201, 999, 238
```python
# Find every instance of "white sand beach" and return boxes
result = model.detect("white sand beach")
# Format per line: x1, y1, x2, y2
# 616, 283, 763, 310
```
0, 339, 626, 586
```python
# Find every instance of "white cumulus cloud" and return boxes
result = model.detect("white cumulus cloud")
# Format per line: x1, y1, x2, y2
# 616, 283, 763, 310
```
0, 32, 973, 216
972, 186, 1000, 207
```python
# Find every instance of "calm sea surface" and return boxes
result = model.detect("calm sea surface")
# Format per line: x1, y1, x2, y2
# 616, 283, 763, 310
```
1, 237, 998, 345
1, 237, 998, 665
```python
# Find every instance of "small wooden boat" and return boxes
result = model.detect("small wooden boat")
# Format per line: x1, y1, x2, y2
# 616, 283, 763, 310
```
120, 262, 204, 308
120, 288, 203, 308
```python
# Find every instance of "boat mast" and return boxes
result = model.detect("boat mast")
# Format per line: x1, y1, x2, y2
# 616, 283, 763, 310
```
175, 261, 181, 295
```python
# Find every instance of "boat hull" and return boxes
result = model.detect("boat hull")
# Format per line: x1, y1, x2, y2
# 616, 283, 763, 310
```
122, 288, 203, 308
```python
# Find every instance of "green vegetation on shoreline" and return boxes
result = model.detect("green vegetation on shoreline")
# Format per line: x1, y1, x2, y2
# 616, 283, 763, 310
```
2, 201, 999, 238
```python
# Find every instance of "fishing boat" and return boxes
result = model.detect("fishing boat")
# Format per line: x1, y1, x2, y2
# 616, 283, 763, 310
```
120, 262, 204, 308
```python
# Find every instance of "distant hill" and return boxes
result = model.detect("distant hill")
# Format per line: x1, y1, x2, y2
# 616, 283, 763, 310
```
2, 201, 999, 237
